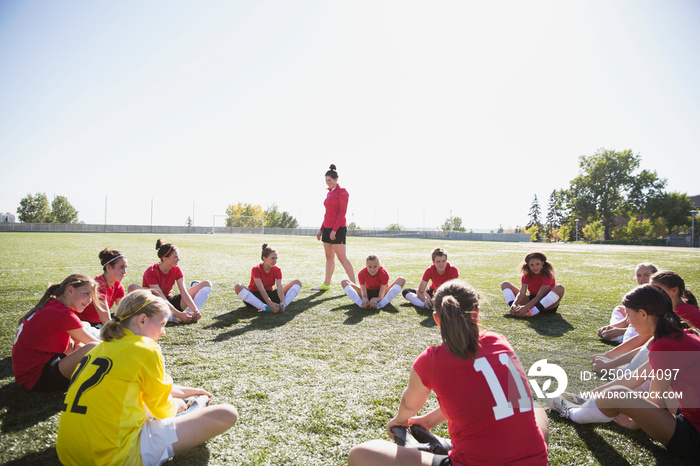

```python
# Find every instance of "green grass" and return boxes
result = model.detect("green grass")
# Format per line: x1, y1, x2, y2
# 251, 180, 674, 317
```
1, 233, 699, 465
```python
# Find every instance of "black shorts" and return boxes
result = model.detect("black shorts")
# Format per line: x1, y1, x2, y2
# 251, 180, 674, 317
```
431, 454, 451, 466
404, 288, 434, 297
31, 353, 70, 392
528, 293, 558, 314
666, 411, 700, 461
245, 290, 281, 308
167, 294, 184, 312
321, 227, 347, 244
366, 289, 380, 300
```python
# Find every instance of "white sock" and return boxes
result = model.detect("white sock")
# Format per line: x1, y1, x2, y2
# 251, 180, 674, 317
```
406, 292, 424, 307
610, 307, 625, 325
238, 288, 267, 310
378, 284, 402, 309
187, 286, 211, 312
568, 399, 615, 424
284, 284, 301, 306
527, 308, 540, 317
502, 289, 515, 305
539, 291, 560, 309
344, 286, 364, 307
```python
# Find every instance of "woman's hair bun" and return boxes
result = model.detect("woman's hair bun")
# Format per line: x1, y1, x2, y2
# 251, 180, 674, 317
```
329, 164, 337, 171
156, 239, 164, 249
262, 243, 268, 250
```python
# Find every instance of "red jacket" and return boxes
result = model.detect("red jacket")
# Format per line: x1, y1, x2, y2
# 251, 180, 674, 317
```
322, 186, 349, 231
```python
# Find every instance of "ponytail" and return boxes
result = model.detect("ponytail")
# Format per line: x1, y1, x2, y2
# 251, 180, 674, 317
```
20, 274, 97, 324
101, 290, 170, 341
433, 280, 481, 359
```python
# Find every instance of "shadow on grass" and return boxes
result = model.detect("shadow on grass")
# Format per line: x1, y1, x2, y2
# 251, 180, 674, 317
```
0, 358, 65, 434
3, 447, 60, 465
169, 443, 211, 465
208, 291, 343, 341
400, 303, 437, 328
332, 301, 401, 325
503, 312, 575, 337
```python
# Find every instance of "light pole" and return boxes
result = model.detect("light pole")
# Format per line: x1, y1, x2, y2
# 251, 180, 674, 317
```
692, 210, 699, 247
575, 219, 579, 242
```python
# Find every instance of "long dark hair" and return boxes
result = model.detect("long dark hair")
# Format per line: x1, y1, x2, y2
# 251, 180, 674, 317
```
651, 271, 698, 307
623, 284, 684, 340
519, 252, 554, 278
433, 280, 480, 359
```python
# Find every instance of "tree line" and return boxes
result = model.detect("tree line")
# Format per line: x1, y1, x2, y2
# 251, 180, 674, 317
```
525, 148, 696, 242
16, 193, 80, 224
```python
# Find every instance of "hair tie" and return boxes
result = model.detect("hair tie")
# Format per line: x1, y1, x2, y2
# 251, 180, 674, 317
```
103, 254, 123, 266
117, 298, 153, 322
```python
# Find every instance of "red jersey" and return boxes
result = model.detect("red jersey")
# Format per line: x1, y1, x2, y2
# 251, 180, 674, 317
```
422, 263, 459, 291
649, 330, 700, 431
413, 332, 548, 465
358, 267, 390, 290
674, 302, 700, 330
522, 272, 556, 295
142, 263, 183, 297
80, 274, 125, 324
11, 299, 83, 390
322, 185, 349, 231
249, 264, 282, 291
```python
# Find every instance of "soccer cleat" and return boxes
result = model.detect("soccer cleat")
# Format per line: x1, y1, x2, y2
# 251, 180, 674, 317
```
177, 395, 211, 417
543, 395, 577, 419
190, 281, 200, 287
402, 288, 416, 299
409, 425, 453, 455
263, 305, 272, 312
561, 391, 588, 405
390, 426, 432, 452
311, 284, 331, 291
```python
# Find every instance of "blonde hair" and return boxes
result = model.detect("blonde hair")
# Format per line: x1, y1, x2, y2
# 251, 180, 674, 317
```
20, 274, 99, 324
101, 290, 170, 341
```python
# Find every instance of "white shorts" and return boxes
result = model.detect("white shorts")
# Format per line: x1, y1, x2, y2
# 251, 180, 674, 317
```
140, 416, 179, 466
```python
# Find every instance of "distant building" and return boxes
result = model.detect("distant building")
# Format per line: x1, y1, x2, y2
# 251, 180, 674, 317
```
0, 212, 16, 223
691, 194, 700, 209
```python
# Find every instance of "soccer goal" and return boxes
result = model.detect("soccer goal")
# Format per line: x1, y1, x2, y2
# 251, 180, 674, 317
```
212, 215, 265, 234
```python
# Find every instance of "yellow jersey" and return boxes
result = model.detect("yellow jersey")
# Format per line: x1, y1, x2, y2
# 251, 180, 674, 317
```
56, 329, 178, 465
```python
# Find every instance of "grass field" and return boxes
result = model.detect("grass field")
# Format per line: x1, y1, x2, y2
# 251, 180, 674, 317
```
1, 233, 699, 465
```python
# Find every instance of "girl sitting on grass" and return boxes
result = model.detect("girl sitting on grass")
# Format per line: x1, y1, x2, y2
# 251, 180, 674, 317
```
80, 248, 128, 328
234, 243, 302, 312
12, 274, 101, 392
349, 280, 548, 466
546, 284, 700, 463
597, 262, 657, 343
56, 290, 238, 465
500, 251, 565, 317
129, 239, 211, 323
341, 255, 405, 309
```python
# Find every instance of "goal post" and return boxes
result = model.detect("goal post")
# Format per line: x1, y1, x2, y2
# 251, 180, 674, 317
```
212, 215, 265, 234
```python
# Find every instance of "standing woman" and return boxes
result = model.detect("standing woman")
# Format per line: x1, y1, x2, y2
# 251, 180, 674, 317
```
80, 248, 127, 327
129, 239, 212, 323
314, 164, 356, 291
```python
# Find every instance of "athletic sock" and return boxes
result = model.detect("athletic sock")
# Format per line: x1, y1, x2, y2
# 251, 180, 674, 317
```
568, 399, 615, 424
538, 291, 560, 309
284, 284, 301, 306
378, 284, 402, 309
526, 308, 540, 317
344, 286, 364, 307
405, 292, 425, 307
502, 289, 515, 306
187, 286, 211, 312
238, 288, 267, 310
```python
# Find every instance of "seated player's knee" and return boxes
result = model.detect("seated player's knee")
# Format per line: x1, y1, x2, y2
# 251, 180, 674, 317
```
500, 281, 511, 290
234, 284, 245, 294
340, 279, 350, 288
396, 277, 406, 287
127, 283, 141, 293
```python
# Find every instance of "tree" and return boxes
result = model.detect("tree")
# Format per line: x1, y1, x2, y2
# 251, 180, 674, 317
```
545, 190, 565, 239
17, 193, 50, 223
582, 220, 603, 242
559, 224, 571, 242
564, 149, 666, 240
386, 223, 403, 231
526, 225, 540, 242
348, 222, 361, 230
264, 204, 298, 229
527, 195, 542, 229
646, 192, 694, 235
441, 216, 466, 232
51, 195, 79, 224
186, 216, 193, 227
225, 202, 265, 227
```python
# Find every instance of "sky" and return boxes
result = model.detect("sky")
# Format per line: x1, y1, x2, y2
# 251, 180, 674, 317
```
1, 0, 699, 231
